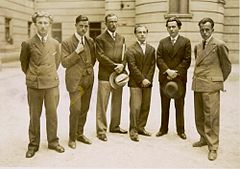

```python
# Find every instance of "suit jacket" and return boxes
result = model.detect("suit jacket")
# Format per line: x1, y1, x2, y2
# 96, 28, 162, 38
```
20, 34, 60, 89
192, 37, 232, 92
95, 30, 126, 81
157, 35, 191, 86
126, 42, 156, 88
61, 34, 96, 93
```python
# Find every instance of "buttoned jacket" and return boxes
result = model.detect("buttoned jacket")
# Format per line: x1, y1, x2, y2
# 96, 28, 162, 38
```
126, 42, 156, 88
20, 34, 60, 89
192, 37, 232, 92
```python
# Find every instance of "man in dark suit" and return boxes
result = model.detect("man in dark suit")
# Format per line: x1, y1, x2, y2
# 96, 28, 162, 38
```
126, 25, 155, 142
61, 15, 96, 149
20, 11, 65, 158
156, 17, 191, 139
95, 13, 127, 141
192, 18, 231, 161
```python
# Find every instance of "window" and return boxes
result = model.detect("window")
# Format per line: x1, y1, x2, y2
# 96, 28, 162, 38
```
28, 21, 32, 38
165, 0, 192, 19
89, 22, 101, 40
52, 23, 62, 42
5, 18, 13, 44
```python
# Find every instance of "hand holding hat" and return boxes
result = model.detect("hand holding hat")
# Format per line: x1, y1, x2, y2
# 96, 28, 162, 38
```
114, 63, 124, 74
141, 79, 151, 87
166, 69, 178, 80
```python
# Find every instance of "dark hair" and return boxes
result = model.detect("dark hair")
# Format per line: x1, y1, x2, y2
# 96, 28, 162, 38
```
198, 17, 214, 28
32, 11, 53, 24
166, 17, 182, 29
75, 15, 88, 24
134, 24, 148, 34
105, 13, 118, 23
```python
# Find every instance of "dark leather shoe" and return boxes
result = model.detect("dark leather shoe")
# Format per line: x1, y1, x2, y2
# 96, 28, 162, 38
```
110, 128, 127, 134
130, 130, 139, 142
26, 149, 37, 158
193, 140, 207, 147
178, 133, 187, 140
48, 144, 65, 153
138, 129, 151, 136
68, 140, 76, 149
208, 150, 217, 161
156, 131, 167, 137
77, 135, 92, 144
97, 134, 107, 142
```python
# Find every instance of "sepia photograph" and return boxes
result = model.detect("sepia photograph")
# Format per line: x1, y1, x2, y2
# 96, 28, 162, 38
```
0, 0, 239, 168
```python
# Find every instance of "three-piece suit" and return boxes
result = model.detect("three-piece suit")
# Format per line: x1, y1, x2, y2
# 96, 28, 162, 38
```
192, 37, 231, 150
126, 42, 156, 133
61, 34, 96, 141
157, 35, 191, 134
20, 34, 61, 150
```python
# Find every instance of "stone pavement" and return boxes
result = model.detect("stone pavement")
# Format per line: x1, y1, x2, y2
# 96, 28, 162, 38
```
0, 62, 239, 168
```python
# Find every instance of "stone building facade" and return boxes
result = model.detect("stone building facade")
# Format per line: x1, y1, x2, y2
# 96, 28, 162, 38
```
0, 0, 239, 63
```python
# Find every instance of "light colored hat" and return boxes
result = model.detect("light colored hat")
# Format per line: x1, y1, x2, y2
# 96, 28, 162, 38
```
163, 81, 184, 99
109, 72, 129, 89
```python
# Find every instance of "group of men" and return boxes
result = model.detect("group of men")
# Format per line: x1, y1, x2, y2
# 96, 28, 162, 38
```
20, 11, 231, 161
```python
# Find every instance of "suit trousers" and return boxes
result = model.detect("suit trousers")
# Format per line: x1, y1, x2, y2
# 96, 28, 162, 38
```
69, 83, 93, 141
27, 87, 59, 150
129, 87, 152, 132
96, 80, 123, 135
159, 84, 186, 134
194, 91, 220, 151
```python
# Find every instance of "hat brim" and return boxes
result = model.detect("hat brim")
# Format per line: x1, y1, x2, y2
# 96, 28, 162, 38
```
109, 72, 129, 89
163, 80, 184, 99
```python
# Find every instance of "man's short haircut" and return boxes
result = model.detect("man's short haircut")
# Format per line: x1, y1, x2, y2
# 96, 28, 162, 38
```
134, 24, 148, 34
105, 13, 118, 23
32, 11, 53, 24
166, 17, 182, 29
75, 15, 88, 24
198, 17, 214, 28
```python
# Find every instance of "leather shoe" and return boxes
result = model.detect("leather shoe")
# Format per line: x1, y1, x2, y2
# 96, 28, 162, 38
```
68, 140, 76, 149
208, 150, 217, 161
138, 129, 151, 136
77, 135, 92, 144
178, 133, 187, 140
48, 144, 65, 153
156, 131, 167, 137
110, 128, 127, 134
97, 134, 107, 141
26, 148, 37, 158
130, 130, 139, 142
193, 140, 207, 147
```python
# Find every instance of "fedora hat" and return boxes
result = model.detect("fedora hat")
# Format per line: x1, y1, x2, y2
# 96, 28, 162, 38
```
163, 80, 184, 99
109, 72, 129, 89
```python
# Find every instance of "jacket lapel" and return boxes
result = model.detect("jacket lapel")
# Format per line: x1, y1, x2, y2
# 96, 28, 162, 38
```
172, 36, 183, 57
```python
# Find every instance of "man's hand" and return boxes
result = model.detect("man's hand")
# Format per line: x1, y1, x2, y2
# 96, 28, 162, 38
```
75, 42, 84, 54
141, 79, 151, 87
114, 64, 124, 74
166, 69, 178, 80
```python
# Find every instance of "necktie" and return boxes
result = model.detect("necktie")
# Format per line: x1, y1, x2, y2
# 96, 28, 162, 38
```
112, 32, 115, 40
81, 36, 84, 45
203, 40, 206, 49
171, 39, 175, 46
41, 37, 45, 45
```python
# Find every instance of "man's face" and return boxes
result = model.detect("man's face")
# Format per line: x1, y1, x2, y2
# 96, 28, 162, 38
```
75, 20, 89, 36
167, 21, 179, 38
105, 15, 118, 32
199, 22, 214, 40
135, 26, 148, 43
35, 16, 50, 37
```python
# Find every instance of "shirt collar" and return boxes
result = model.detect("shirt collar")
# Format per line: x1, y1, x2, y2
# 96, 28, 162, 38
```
137, 40, 146, 45
107, 30, 116, 38
204, 35, 213, 44
170, 34, 179, 41
75, 32, 84, 43
37, 33, 48, 42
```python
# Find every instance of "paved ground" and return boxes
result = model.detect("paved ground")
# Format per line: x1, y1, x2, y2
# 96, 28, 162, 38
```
0, 62, 239, 169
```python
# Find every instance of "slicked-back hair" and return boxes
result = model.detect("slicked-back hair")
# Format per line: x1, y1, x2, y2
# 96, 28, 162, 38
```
105, 13, 118, 23
166, 17, 182, 29
75, 15, 89, 24
198, 17, 214, 28
32, 11, 53, 24
134, 24, 148, 34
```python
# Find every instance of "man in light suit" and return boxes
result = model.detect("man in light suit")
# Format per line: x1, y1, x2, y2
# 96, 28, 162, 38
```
192, 18, 231, 161
61, 15, 96, 149
156, 17, 191, 139
20, 11, 65, 158
95, 13, 127, 141
126, 25, 155, 142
